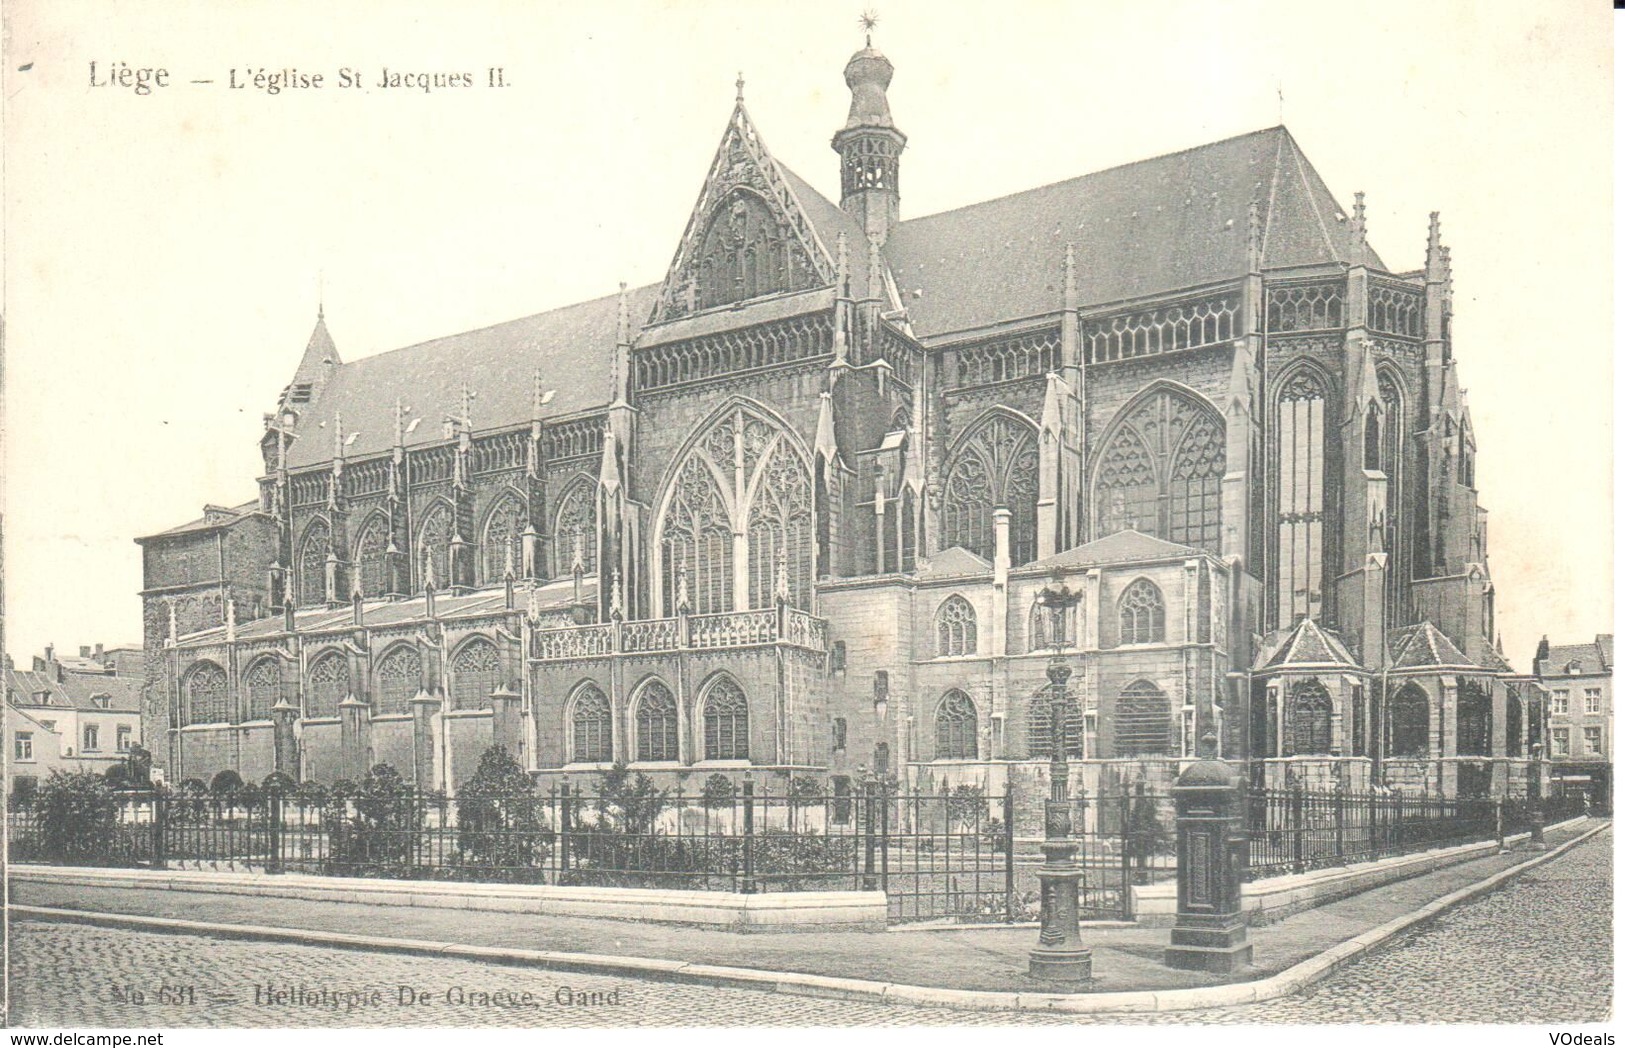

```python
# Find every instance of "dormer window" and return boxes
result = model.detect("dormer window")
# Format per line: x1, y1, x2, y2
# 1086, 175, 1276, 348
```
92, 694, 112, 709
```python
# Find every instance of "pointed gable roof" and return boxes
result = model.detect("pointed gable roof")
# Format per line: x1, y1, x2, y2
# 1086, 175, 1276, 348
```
1388, 621, 1476, 671
646, 101, 840, 328
1255, 618, 1359, 671
1024, 528, 1200, 572
884, 126, 1385, 341
918, 545, 992, 579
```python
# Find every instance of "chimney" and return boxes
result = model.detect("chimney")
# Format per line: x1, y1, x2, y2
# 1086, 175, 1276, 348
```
79, 646, 91, 659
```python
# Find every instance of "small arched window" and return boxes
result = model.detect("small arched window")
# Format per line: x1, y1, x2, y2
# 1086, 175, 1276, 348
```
1119, 579, 1166, 645
935, 690, 978, 760
353, 515, 391, 599
1288, 679, 1333, 756
1389, 683, 1430, 757
374, 645, 421, 715
185, 662, 229, 726
636, 681, 679, 762
305, 652, 349, 719
1115, 680, 1171, 757
570, 684, 613, 763
936, 595, 978, 657
450, 638, 502, 711
243, 657, 282, 721
702, 678, 749, 761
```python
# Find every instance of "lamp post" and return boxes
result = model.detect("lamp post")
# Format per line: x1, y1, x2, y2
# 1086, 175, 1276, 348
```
1028, 653, 1090, 981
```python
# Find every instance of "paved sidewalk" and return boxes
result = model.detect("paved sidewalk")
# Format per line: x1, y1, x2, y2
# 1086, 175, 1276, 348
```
9, 819, 1601, 997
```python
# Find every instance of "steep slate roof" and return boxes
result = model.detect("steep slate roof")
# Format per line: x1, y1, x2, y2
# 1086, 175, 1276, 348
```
141, 500, 263, 540
1387, 622, 1477, 671
885, 126, 1385, 340
1024, 528, 1201, 572
4, 668, 142, 712
1254, 618, 1359, 671
1536, 635, 1614, 677
285, 286, 660, 469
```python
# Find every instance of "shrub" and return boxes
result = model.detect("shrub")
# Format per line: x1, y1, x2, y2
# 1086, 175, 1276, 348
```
30, 770, 145, 866
454, 746, 549, 881
948, 783, 987, 832
701, 773, 736, 811
209, 770, 245, 797
324, 763, 424, 877
592, 762, 668, 835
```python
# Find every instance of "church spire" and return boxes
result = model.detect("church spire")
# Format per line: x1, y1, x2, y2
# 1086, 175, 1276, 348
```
831, 17, 906, 246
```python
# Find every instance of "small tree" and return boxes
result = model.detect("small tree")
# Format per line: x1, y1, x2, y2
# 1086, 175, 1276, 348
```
701, 773, 736, 811
34, 770, 121, 865
456, 746, 546, 880
209, 769, 244, 798
594, 762, 668, 834
786, 775, 822, 832
948, 783, 987, 833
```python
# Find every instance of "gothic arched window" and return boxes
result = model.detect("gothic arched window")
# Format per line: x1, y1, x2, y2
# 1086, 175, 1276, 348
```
570, 683, 613, 763
1119, 579, 1166, 645
702, 677, 750, 761
1506, 690, 1524, 757
553, 481, 597, 577
1274, 369, 1331, 628
635, 681, 679, 762
184, 662, 229, 726
1028, 686, 1083, 759
353, 515, 390, 599
1389, 683, 1430, 757
1457, 680, 1492, 757
305, 652, 349, 719
695, 189, 796, 310
450, 638, 501, 711
941, 413, 1039, 566
1379, 373, 1407, 622
1288, 679, 1333, 756
481, 493, 526, 585
657, 405, 815, 615
1115, 680, 1171, 757
243, 657, 282, 721
374, 645, 421, 715
417, 502, 455, 591
298, 519, 331, 607
936, 595, 978, 656
1093, 386, 1226, 554
1363, 403, 1382, 473
934, 690, 978, 760
747, 440, 815, 610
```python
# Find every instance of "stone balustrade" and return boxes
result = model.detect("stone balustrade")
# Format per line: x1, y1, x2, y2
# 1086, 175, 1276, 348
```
528, 606, 828, 660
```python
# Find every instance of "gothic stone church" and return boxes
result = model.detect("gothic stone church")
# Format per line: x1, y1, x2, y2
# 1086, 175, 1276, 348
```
138, 40, 1547, 802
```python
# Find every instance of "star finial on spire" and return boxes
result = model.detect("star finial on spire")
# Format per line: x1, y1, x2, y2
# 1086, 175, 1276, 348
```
859, 9, 879, 47
736, 72, 745, 104
317, 269, 325, 321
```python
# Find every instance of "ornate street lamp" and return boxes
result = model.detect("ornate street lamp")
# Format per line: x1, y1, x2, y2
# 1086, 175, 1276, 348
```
1029, 574, 1090, 982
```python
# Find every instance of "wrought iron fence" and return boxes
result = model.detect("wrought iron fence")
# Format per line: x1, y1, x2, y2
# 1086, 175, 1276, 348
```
1242, 786, 1587, 881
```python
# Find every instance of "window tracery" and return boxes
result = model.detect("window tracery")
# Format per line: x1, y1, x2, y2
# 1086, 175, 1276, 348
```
354, 515, 390, 599
940, 413, 1038, 565
936, 595, 978, 657
635, 681, 679, 762
185, 662, 229, 726
1288, 679, 1333, 755
702, 677, 750, 761
417, 502, 455, 590
1114, 680, 1171, 757
553, 482, 597, 577
374, 645, 421, 715
1274, 369, 1330, 627
1119, 579, 1166, 645
298, 520, 330, 607
934, 690, 978, 760
570, 684, 613, 763
244, 657, 281, 721
481, 494, 526, 584
305, 652, 349, 719
1093, 387, 1225, 553
450, 638, 501, 711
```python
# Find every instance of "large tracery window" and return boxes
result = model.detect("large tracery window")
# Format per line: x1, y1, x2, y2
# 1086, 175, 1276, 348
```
1288, 679, 1333, 756
481, 494, 526, 584
374, 645, 421, 715
243, 657, 282, 721
354, 515, 390, 599
1379, 374, 1407, 623
934, 690, 978, 760
1093, 387, 1226, 554
553, 481, 597, 577
570, 683, 613, 763
1274, 370, 1330, 628
940, 413, 1039, 566
305, 652, 349, 719
635, 681, 680, 762
298, 520, 331, 607
450, 638, 502, 711
1115, 680, 1172, 757
417, 502, 456, 590
696, 190, 797, 311
1118, 579, 1166, 645
936, 595, 978, 656
657, 405, 815, 615
702, 677, 750, 761
185, 662, 229, 726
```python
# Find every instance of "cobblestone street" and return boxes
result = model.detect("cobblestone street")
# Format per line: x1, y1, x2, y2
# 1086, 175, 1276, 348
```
8, 829, 1610, 1027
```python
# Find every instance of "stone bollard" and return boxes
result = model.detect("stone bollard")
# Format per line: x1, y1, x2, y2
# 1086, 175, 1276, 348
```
1165, 734, 1253, 973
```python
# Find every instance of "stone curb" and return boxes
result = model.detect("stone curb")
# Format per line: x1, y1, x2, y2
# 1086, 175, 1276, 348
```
10, 819, 1607, 1016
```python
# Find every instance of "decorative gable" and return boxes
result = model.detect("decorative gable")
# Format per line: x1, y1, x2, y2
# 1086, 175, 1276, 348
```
650, 102, 836, 325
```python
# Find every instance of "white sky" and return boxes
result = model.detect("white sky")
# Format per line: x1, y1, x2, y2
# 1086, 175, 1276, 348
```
2, 0, 1612, 669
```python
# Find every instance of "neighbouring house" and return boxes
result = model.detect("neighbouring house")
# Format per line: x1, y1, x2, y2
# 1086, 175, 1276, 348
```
1534, 634, 1612, 810
5, 649, 144, 794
